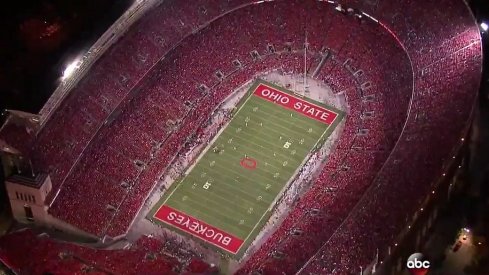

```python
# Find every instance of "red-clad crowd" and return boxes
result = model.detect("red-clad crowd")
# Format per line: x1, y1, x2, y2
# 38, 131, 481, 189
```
0, 0, 480, 274
0, 229, 217, 275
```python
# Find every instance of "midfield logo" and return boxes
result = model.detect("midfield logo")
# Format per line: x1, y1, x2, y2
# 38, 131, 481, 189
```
406, 253, 430, 275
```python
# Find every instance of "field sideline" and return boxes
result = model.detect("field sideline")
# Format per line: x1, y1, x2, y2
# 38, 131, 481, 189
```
148, 80, 344, 257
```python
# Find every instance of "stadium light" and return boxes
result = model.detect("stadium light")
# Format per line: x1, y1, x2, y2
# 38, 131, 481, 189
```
62, 59, 81, 80
481, 22, 489, 32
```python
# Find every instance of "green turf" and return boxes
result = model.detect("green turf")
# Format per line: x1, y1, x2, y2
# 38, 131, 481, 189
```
148, 80, 344, 257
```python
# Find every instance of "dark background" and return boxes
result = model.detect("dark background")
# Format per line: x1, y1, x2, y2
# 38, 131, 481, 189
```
0, 0, 132, 113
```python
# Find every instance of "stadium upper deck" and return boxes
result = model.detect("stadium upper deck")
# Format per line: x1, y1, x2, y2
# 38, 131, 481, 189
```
0, 0, 482, 274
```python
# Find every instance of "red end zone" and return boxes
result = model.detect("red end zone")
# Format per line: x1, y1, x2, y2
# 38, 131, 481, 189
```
253, 83, 338, 124
154, 205, 244, 254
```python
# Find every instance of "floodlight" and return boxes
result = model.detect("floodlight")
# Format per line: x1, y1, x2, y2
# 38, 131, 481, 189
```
481, 22, 488, 32
62, 59, 81, 80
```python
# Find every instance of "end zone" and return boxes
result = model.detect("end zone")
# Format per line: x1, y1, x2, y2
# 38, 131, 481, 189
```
154, 205, 244, 254
253, 83, 339, 125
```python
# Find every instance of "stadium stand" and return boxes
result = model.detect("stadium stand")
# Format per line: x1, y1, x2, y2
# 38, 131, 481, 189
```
0, 229, 183, 275
0, 0, 481, 274
0, 121, 34, 155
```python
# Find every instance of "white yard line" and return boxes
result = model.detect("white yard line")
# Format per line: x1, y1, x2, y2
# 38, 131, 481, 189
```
240, 123, 331, 247
160, 89, 257, 207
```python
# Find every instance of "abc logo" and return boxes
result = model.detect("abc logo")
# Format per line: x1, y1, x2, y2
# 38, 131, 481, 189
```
406, 253, 430, 275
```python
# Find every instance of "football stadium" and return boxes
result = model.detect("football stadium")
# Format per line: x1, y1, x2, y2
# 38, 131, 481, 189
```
0, 0, 484, 274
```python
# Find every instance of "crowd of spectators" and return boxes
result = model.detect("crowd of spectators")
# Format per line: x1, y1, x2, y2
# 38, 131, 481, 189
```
3, 0, 480, 274
0, 229, 185, 275
297, 0, 482, 273
236, 3, 414, 273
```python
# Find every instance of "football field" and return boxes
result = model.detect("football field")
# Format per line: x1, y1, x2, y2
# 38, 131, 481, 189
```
148, 80, 344, 257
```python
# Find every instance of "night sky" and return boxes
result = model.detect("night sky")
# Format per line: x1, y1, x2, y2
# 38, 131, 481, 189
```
0, 1, 488, 113
0, 0, 131, 114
